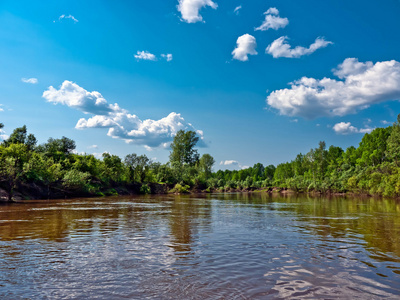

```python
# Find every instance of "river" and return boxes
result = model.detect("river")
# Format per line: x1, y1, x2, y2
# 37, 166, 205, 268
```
0, 193, 399, 299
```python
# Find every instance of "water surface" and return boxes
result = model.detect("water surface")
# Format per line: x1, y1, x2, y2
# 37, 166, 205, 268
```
0, 193, 399, 299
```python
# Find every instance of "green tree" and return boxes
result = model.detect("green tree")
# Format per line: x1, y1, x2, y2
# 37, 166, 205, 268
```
169, 130, 200, 167
386, 114, 400, 165
0, 144, 30, 201
263, 164, 276, 180
101, 153, 125, 184
38, 136, 76, 161
124, 153, 150, 183
198, 154, 215, 178
3, 125, 37, 150
356, 127, 391, 166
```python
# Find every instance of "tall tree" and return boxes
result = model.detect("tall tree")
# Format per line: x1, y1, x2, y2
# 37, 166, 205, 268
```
169, 130, 200, 167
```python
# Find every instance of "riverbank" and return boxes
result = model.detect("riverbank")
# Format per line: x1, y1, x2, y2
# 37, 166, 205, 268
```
0, 182, 169, 202
0, 182, 379, 203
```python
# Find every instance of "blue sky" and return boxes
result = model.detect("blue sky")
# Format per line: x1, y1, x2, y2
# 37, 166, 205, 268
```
1, 0, 400, 170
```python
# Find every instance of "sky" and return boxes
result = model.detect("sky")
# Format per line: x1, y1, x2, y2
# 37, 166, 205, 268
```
1, 0, 400, 170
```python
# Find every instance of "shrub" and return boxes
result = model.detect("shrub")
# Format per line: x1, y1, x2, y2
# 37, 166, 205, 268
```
140, 184, 151, 194
170, 183, 190, 193
62, 169, 91, 191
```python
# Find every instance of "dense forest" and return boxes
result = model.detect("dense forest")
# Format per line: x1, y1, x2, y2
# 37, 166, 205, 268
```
1, 114, 400, 202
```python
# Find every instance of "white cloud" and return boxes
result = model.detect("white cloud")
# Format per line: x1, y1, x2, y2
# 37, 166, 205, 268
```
58, 14, 78, 23
232, 34, 257, 61
161, 53, 173, 61
333, 58, 373, 79
255, 8, 288, 31
220, 160, 250, 170
266, 36, 332, 58
0, 129, 8, 141
381, 120, 391, 125
43, 80, 122, 115
266, 58, 400, 119
88, 145, 98, 149
220, 160, 239, 166
265, 7, 279, 15
333, 122, 373, 135
134, 51, 157, 61
43, 81, 205, 149
177, 0, 218, 23
21, 77, 38, 84
234, 5, 242, 15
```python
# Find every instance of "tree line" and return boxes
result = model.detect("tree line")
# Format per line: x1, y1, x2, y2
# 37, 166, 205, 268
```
215, 115, 400, 197
1, 115, 400, 201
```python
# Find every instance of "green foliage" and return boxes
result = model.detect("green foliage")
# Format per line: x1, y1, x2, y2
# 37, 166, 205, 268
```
386, 115, 400, 166
356, 127, 391, 167
3, 125, 37, 150
124, 153, 150, 183
140, 184, 151, 194
198, 153, 215, 178
62, 169, 91, 191
104, 188, 118, 196
170, 183, 190, 194
169, 130, 200, 167
101, 153, 125, 184
2, 115, 400, 200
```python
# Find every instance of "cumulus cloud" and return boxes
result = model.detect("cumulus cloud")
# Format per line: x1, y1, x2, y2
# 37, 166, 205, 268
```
232, 34, 257, 61
220, 160, 239, 166
43, 81, 205, 149
161, 53, 173, 61
266, 36, 332, 58
255, 8, 288, 31
43, 80, 122, 115
333, 58, 373, 79
177, 0, 218, 23
57, 14, 78, 23
333, 122, 373, 135
234, 5, 242, 15
21, 77, 38, 84
266, 58, 400, 119
134, 51, 157, 61
381, 120, 392, 125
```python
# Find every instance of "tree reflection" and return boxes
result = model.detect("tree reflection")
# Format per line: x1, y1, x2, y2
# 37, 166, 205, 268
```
168, 195, 212, 255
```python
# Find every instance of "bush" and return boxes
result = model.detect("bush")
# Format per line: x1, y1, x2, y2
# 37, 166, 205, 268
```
206, 178, 219, 189
62, 169, 91, 191
140, 184, 151, 194
170, 183, 190, 193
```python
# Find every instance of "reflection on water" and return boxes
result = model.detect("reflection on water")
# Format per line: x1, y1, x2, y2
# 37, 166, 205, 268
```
0, 194, 399, 299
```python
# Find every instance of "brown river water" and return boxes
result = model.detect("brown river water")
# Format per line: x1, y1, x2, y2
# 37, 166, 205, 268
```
0, 193, 399, 299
